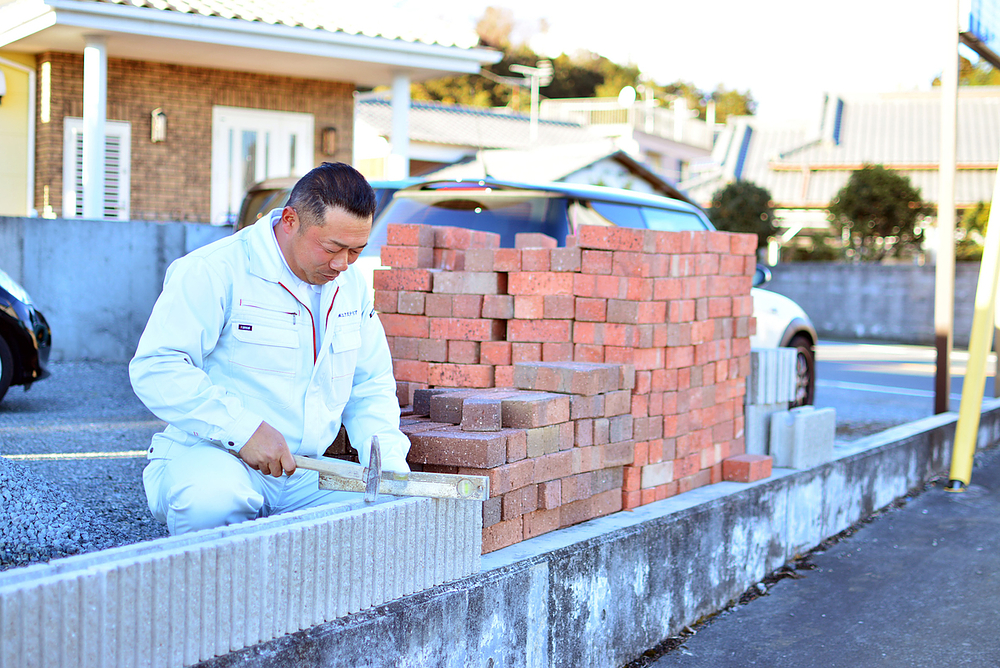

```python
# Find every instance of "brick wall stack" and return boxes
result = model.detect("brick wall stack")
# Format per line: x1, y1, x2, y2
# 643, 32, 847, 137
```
400, 360, 634, 553
373, 222, 758, 542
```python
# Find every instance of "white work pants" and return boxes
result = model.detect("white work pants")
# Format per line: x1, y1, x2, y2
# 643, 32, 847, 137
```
143, 440, 361, 535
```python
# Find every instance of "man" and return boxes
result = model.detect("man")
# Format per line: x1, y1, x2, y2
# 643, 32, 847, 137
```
130, 162, 409, 535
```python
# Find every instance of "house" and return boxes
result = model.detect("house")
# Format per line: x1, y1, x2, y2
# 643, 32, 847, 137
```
0, 0, 500, 223
682, 88, 1000, 250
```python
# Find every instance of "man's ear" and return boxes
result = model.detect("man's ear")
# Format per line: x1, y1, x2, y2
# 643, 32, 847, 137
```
278, 206, 298, 234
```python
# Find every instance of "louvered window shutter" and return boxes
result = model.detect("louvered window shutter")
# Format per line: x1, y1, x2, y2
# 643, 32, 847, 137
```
62, 118, 131, 219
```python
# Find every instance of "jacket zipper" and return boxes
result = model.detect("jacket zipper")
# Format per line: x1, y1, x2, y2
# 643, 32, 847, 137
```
278, 283, 316, 361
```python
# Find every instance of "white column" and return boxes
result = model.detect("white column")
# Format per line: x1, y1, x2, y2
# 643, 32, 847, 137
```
388, 73, 410, 180
82, 35, 107, 220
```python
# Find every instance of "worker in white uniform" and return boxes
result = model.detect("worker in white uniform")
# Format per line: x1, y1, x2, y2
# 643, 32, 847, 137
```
130, 162, 410, 535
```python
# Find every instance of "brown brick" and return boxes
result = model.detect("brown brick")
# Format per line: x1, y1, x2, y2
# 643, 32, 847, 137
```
532, 450, 575, 483
604, 390, 633, 417
559, 496, 593, 527
452, 294, 484, 318
537, 480, 562, 510
482, 495, 502, 527
481, 294, 515, 320
502, 484, 539, 521
505, 428, 528, 461
429, 318, 507, 341
543, 295, 575, 320
464, 248, 495, 272
521, 248, 551, 271
522, 507, 561, 540
428, 390, 482, 423
550, 246, 582, 272
570, 394, 605, 420
424, 293, 452, 317
515, 232, 558, 249
448, 340, 481, 364
482, 517, 522, 553
525, 424, 563, 458
374, 289, 398, 314
601, 440, 635, 467
386, 223, 436, 247
501, 393, 571, 428
574, 298, 607, 322
433, 248, 465, 271
590, 488, 623, 518
417, 338, 448, 362
407, 428, 507, 468
561, 472, 593, 504
461, 396, 503, 432
396, 291, 426, 315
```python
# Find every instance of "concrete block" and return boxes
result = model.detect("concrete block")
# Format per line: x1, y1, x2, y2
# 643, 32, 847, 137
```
747, 347, 797, 405
744, 402, 786, 455
769, 406, 837, 469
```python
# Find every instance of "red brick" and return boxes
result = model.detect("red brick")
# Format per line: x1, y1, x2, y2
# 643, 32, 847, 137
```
591, 488, 622, 518
574, 298, 607, 322
482, 517, 522, 553
601, 441, 635, 467
460, 396, 502, 431
464, 248, 495, 272
393, 359, 428, 383
612, 251, 646, 277
481, 294, 515, 320
533, 450, 574, 484
381, 245, 434, 268
428, 363, 494, 388
637, 301, 666, 323
514, 295, 545, 319
511, 342, 543, 363
521, 248, 551, 271
417, 338, 448, 362
432, 271, 507, 295
480, 341, 512, 366
434, 226, 473, 250
395, 291, 425, 315
575, 225, 610, 250
386, 223, 435, 247
493, 248, 522, 272
522, 508, 561, 540
542, 342, 574, 362
730, 232, 757, 255
581, 250, 613, 275
374, 289, 398, 313
452, 294, 484, 318
560, 472, 593, 504
429, 318, 506, 341
622, 490, 642, 510
722, 454, 772, 483
407, 428, 507, 468
573, 344, 604, 363
559, 496, 594, 527
457, 459, 533, 496
494, 365, 515, 388
623, 465, 642, 492
433, 248, 465, 271
505, 428, 528, 461
508, 320, 572, 343
373, 268, 433, 292
508, 272, 575, 296
572, 445, 601, 473
515, 233, 558, 249
448, 340, 481, 364
502, 393, 571, 428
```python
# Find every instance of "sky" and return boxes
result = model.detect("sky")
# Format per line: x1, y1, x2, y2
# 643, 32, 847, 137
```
378, 0, 980, 122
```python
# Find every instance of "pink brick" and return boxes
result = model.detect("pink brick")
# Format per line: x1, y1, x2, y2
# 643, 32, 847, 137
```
508, 320, 573, 343
514, 295, 545, 319
521, 248, 551, 271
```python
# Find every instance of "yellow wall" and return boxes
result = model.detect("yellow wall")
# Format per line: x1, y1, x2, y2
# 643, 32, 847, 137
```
0, 52, 35, 217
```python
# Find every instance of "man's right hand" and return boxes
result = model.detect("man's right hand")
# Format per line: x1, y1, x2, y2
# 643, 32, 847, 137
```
238, 421, 296, 477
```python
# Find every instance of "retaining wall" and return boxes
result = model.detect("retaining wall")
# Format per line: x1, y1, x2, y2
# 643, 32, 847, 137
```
192, 401, 1000, 668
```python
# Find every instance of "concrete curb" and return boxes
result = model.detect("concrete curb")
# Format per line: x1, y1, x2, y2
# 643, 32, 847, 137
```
0, 496, 482, 668
197, 400, 1000, 668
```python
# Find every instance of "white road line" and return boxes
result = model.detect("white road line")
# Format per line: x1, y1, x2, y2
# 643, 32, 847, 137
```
0, 420, 165, 435
2, 450, 148, 461
817, 379, 964, 401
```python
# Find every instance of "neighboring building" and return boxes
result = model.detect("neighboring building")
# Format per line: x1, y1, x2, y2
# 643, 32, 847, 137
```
683, 88, 1000, 252
0, 0, 499, 223
353, 95, 599, 178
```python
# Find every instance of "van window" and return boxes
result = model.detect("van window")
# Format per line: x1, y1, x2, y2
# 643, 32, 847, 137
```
641, 207, 711, 231
589, 201, 645, 228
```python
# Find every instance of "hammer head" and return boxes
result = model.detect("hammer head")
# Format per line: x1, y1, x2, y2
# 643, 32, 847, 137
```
364, 435, 382, 502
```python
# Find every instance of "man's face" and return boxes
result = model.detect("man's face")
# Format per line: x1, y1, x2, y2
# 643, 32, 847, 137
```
276, 205, 372, 285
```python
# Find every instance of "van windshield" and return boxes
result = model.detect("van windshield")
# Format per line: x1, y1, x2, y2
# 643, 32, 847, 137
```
368, 190, 571, 250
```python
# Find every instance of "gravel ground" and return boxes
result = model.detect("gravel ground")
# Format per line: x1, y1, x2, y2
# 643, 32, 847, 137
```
0, 361, 169, 571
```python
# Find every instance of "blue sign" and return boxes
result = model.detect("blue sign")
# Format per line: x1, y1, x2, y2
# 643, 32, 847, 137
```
970, 0, 1000, 54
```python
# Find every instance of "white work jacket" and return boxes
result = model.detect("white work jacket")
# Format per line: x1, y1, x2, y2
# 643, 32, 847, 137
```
129, 210, 410, 472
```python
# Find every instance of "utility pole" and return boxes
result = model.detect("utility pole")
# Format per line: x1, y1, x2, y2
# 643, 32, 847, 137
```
510, 60, 553, 143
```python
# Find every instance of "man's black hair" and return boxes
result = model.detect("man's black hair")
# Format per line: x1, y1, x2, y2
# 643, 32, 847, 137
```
287, 162, 377, 225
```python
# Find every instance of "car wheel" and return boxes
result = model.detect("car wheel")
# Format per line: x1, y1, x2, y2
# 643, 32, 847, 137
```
788, 334, 815, 408
0, 336, 12, 404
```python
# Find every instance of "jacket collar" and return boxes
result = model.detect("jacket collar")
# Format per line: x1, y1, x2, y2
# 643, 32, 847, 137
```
245, 208, 288, 284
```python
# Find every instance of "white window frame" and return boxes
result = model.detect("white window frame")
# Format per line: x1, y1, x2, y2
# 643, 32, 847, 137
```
210, 106, 314, 226
62, 117, 131, 220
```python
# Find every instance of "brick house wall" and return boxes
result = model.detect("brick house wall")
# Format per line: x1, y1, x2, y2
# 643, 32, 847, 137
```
34, 52, 355, 222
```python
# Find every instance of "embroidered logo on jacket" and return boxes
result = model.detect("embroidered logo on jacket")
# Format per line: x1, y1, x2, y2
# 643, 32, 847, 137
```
238, 324, 252, 331
338, 310, 358, 318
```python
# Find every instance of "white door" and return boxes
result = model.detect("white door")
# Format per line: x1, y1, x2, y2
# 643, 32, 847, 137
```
210, 106, 314, 225
62, 118, 131, 220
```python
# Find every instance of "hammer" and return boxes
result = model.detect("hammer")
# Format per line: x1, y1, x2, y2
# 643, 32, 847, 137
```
293, 435, 489, 502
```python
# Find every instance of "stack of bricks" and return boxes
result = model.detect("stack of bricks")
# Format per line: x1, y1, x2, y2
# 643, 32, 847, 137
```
373, 221, 758, 521
400, 360, 635, 553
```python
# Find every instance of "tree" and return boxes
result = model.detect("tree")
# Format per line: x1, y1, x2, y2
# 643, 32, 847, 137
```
956, 202, 990, 261
933, 56, 1000, 86
708, 180, 775, 249
828, 164, 931, 262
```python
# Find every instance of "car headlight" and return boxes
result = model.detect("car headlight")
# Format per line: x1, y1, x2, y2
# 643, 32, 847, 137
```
0, 269, 33, 306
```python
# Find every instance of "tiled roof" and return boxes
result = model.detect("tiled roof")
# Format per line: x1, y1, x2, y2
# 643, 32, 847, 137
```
67, 0, 480, 47
356, 98, 600, 150
685, 88, 1000, 209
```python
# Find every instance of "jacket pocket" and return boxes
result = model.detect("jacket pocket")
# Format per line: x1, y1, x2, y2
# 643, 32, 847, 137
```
329, 323, 362, 407
229, 319, 301, 406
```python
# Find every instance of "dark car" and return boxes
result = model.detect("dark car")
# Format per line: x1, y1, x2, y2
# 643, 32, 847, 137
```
0, 269, 51, 403
233, 176, 419, 232
371, 179, 817, 406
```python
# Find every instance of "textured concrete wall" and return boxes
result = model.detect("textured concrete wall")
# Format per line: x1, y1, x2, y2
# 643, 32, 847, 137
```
0, 496, 482, 668
0, 215, 229, 362
194, 400, 1000, 668
765, 262, 981, 346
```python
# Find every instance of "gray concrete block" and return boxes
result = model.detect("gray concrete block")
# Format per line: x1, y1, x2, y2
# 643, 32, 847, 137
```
747, 348, 797, 405
769, 406, 837, 469
744, 402, 786, 456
